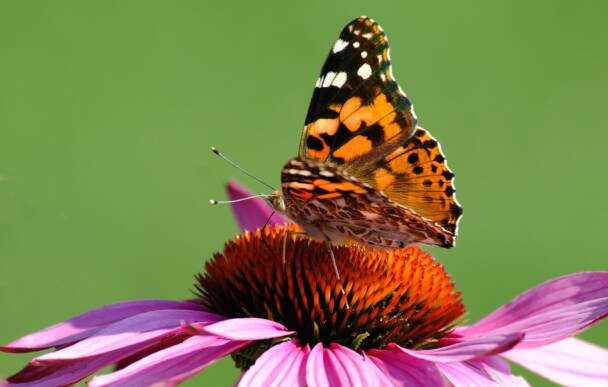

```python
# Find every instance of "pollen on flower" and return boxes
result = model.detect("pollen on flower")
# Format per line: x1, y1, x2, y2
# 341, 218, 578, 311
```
196, 225, 464, 354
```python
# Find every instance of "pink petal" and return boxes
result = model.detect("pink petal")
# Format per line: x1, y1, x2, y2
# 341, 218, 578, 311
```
7, 345, 145, 385
88, 335, 247, 387
437, 357, 530, 387
306, 343, 330, 387
1, 300, 203, 353
238, 340, 309, 387
474, 357, 530, 386
227, 180, 287, 231
436, 361, 495, 386
305, 342, 384, 387
459, 272, 608, 348
366, 347, 445, 386
362, 353, 397, 386
35, 309, 222, 362
502, 337, 608, 387
201, 317, 294, 340
396, 333, 523, 362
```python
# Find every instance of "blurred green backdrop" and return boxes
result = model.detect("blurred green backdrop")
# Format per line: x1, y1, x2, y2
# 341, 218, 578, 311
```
1, 1, 606, 386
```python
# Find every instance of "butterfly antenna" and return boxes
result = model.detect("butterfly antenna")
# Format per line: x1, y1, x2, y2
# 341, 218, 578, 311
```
209, 194, 273, 205
211, 146, 276, 191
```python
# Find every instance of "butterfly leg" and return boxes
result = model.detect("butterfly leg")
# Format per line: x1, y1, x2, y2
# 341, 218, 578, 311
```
325, 240, 341, 281
322, 238, 350, 309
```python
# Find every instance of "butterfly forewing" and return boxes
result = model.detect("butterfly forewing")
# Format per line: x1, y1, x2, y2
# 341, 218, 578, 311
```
299, 16, 417, 167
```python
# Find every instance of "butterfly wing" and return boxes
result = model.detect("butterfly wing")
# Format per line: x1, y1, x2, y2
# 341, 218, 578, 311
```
299, 16, 417, 167
281, 157, 454, 248
355, 127, 463, 235
295, 16, 463, 244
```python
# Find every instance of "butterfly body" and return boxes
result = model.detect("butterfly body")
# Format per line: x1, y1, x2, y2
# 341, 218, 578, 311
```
270, 16, 462, 249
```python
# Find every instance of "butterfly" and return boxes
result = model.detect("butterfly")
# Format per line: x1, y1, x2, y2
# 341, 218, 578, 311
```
269, 16, 463, 249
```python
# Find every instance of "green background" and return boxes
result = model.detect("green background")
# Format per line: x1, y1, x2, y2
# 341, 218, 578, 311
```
1, 1, 607, 385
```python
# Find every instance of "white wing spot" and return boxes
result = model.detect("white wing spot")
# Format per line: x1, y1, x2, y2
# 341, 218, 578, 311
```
319, 170, 335, 178
332, 39, 349, 53
377, 54, 383, 63
287, 169, 312, 177
353, 42, 360, 48
361, 51, 367, 58
322, 72, 335, 88
354, 29, 361, 35
319, 71, 347, 88
362, 32, 373, 39
331, 72, 347, 88
357, 63, 372, 79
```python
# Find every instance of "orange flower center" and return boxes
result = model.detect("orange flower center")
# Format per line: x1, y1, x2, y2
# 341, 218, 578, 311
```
196, 225, 464, 354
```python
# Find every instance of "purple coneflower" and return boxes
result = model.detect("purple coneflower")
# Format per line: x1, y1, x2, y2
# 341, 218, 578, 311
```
1, 182, 607, 386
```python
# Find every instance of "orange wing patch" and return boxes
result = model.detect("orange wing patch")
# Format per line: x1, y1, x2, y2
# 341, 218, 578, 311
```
340, 94, 396, 133
312, 179, 368, 194
308, 118, 339, 137
300, 16, 416, 166
332, 135, 373, 162
373, 167, 395, 191
301, 93, 405, 163
282, 170, 370, 204
361, 127, 463, 234
340, 97, 363, 131
304, 118, 339, 160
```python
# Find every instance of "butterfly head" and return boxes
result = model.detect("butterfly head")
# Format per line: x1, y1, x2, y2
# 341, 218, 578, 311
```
266, 191, 286, 214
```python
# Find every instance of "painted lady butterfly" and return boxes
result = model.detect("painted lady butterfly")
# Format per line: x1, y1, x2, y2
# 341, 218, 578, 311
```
269, 16, 463, 249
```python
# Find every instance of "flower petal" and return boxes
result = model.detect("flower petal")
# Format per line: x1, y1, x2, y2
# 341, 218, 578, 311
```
436, 361, 495, 386
238, 340, 309, 387
477, 357, 530, 386
367, 347, 445, 386
437, 357, 530, 387
502, 337, 608, 387
7, 345, 142, 385
306, 343, 330, 387
396, 333, 523, 363
459, 272, 608, 348
35, 309, 222, 362
306, 343, 384, 387
227, 180, 287, 231
89, 335, 246, 387
201, 317, 294, 340
0, 300, 202, 353
363, 353, 397, 386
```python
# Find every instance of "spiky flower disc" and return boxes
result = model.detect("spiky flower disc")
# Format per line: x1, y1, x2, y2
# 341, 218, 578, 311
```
196, 225, 464, 357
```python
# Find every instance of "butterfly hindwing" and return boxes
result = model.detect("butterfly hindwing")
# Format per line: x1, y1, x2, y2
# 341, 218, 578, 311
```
355, 127, 463, 234
299, 16, 417, 167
